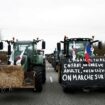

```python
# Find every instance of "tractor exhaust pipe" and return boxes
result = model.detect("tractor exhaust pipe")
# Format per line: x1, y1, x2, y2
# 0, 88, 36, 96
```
7, 43, 11, 64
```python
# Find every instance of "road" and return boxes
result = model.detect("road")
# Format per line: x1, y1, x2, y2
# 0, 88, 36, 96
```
0, 60, 105, 105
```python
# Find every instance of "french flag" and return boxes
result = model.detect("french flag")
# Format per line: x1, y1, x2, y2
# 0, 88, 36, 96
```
84, 43, 91, 64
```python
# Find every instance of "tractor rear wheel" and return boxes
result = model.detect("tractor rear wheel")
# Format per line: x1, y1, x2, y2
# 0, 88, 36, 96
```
42, 64, 46, 84
55, 63, 59, 72
34, 69, 43, 92
34, 66, 45, 84
58, 65, 62, 83
63, 87, 75, 93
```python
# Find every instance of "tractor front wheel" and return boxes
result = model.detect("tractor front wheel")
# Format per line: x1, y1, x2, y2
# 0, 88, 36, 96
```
58, 65, 62, 83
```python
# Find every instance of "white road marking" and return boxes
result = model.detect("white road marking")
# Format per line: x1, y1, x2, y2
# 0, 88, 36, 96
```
49, 76, 53, 83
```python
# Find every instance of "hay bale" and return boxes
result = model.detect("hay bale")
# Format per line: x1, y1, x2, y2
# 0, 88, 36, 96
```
0, 65, 24, 88
0, 52, 7, 63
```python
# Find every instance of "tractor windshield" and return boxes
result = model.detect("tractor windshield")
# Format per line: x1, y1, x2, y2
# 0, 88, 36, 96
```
69, 40, 90, 51
15, 45, 33, 52
68, 39, 94, 58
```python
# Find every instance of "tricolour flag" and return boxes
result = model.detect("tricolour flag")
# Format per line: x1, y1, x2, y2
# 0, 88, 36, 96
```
84, 43, 91, 64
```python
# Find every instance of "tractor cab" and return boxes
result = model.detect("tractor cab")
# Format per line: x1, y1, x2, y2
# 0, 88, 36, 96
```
58, 37, 102, 60
66, 38, 93, 59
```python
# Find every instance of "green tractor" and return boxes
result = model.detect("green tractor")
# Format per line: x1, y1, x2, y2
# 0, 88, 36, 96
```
0, 38, 46, 92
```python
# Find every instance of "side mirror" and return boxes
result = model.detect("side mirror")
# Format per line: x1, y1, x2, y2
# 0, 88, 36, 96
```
98, 41, 102, 49
42, 41, 46, 49
0, 42, 3, 50
57, 43, 61, 51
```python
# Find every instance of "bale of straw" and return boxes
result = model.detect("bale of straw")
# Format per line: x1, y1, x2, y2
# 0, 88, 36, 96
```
0, 65, 24, 88
0, 52, 8, 62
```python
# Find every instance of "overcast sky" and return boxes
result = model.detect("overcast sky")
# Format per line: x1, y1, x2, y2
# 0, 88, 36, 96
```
0, 0, 105, 53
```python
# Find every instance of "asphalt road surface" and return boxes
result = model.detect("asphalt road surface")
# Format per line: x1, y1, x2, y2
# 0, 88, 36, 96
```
0, 60, 105, 105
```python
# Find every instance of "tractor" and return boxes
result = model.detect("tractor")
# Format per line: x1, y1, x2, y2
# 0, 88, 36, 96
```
0, 38, 46, 92
57, 36, 105, 92
52, 49, 63, 72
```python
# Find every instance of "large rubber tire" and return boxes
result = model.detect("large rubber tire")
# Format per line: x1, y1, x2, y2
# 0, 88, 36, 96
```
34, 66, 46, 84
58, 65, 62, 83
34, 70, 43, 92
43, 64, 46, 84
63, 87, 75, 93
63, 87, 69, 93
56, 64, 60, 72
